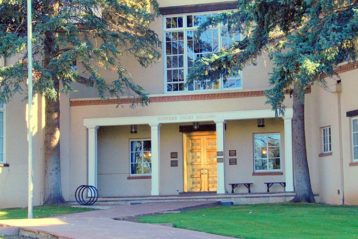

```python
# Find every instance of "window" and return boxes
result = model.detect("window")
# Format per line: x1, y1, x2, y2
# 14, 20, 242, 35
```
352, 118, 358, 161
321, 126, 332, 153
0, 104, 4, 163
130, 139, 151, 175
164, 13, 242, 92
254, 133, 281, 172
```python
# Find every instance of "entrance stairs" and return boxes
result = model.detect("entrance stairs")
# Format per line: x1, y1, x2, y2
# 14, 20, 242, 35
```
93, 192, 296, 206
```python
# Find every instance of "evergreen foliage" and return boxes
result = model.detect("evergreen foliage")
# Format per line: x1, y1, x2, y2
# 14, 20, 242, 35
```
189, 0, 357, 112
0, 0, 161, 103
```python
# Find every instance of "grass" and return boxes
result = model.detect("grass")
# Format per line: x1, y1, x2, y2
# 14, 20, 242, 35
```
137, 203, 358, 239
0, 205, 93, 220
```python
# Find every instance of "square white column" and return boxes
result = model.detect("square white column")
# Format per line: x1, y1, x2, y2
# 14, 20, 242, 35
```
284, 117, 294, 192
150, 123, 160, 196
88, 126, 98, 187
215, 120, 226, 194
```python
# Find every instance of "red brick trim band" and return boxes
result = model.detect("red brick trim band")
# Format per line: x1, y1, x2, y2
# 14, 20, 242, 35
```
252, 172, 283, 176
70, 90, 265, 107
335, 61, 358, 74
127, 176, 152, 180
349, 162, 358, 167
319, 152, 333, 158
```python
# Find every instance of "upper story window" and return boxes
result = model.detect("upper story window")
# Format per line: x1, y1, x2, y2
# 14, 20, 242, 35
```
321, 126, 332, 154
352, 118, 358, 161
164, 13, 241, 93
0, 104, 5, 163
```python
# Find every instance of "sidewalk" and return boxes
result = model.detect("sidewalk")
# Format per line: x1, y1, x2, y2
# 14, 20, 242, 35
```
0, 201, 235, 239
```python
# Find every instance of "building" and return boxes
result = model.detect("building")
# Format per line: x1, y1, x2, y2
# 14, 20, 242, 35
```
0, 0, 357, 208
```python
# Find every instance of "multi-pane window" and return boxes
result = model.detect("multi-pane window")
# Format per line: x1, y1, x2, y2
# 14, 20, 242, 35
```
321, 126, 332, 153
0, 104, 4, 163
352, 118, 358, 161
254, 133, 281, 172
164, 13, 242, 92
130, 140, 151, 175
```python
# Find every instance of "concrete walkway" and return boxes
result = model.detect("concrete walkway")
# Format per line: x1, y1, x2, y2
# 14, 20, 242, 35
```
0, 201, 235, 239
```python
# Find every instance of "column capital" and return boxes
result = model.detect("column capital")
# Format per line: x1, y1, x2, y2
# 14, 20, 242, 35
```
87, 125, 99, 130
149, 122, 161, 128
214, 119, 225, 125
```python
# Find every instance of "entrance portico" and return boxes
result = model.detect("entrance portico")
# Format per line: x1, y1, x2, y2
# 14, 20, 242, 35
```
84, 109, 294, 196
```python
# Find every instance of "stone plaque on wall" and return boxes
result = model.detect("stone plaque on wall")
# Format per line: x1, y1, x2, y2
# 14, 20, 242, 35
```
229, 150, 236, 157
229, 158, 237, 165
170, 160, 178, 167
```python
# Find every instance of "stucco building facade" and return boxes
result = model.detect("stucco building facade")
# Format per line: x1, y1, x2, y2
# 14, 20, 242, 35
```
0, 0, 357, 208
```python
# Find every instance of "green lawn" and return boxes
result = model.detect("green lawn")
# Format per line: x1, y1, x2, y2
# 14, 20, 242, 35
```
0, 205, 93, 220
138, 203, 358, 239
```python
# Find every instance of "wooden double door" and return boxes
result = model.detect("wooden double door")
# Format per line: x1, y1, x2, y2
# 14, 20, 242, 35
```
184, 132, 217, 192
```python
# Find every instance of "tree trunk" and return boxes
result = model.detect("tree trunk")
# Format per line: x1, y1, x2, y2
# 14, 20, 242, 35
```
291, 84, 315, 203
44, 95, 64, 204
43, 29, 64, 204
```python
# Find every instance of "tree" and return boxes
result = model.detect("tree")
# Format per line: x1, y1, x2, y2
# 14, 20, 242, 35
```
0, 0, 160, 204
189, 0, 358, 202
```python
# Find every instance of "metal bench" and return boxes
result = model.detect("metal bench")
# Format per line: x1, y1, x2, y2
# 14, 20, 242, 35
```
264, 182, 286, 192
229, 183, 253, 194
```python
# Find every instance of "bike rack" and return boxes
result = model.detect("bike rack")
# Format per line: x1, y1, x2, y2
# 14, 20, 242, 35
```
75, 185, 98, 206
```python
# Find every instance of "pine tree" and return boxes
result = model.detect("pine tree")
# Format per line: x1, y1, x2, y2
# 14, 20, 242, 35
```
0, 0, 160, 204
189, 0, 358, 202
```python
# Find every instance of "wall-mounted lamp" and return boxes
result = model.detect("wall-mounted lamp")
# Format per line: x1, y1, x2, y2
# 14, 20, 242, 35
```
193, 122, 200, 130
257, 119, 265, 128
130, 125, 138, 134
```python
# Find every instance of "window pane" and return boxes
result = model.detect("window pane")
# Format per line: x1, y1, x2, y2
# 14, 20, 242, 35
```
269, 158, 281, 170
353, 132, 358, 147
166, 18, 171, 28
187, 15, 193, 27
223, 76, 242, 89
255, 158, 267, 171
354, 146, 358, 160
143, 141, 151, 151
0, 138, 3, 161
194, 15, 209, 27
177, 17, 183, 28
353, 119, 358, 132
130, 163, 136, 174
221, 23, 240, 49
268, 147, 280, 158
131, 141, 142, 152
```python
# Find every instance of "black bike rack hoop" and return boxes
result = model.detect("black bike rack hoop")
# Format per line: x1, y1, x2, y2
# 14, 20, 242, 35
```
75, 185, 98, 206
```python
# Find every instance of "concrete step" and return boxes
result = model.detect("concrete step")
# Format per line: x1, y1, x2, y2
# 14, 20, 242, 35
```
68, 192, 297, 206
